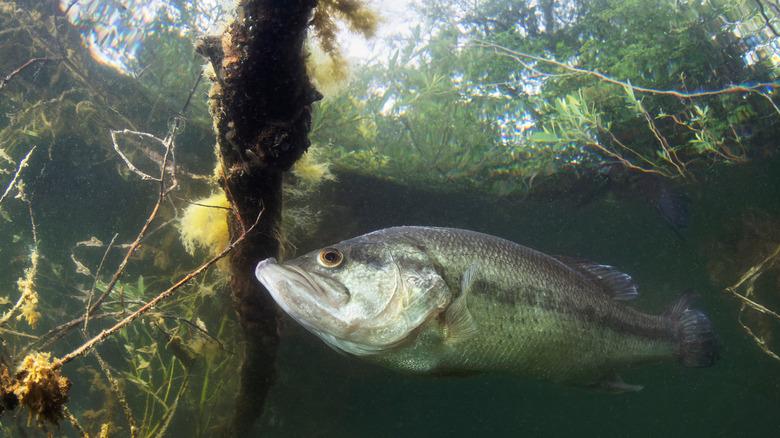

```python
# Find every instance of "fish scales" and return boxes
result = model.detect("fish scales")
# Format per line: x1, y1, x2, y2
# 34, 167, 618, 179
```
368, 227, 677, 381
255, 226, 720, 389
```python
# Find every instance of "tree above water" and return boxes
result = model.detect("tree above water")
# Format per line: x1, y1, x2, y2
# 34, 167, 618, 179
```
312, 0, 780, 195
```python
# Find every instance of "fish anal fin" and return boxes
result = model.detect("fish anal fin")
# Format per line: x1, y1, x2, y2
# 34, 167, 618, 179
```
554, 255, 639, 300
584, 372, 644, 393
444, 265, 480, 344
431, 369, 481, 378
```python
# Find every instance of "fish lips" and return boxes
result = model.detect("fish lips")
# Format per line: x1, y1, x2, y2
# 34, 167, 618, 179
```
255, 257, 351, 331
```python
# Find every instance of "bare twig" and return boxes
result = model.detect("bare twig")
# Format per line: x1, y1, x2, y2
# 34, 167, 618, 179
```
84, 234, 119, 332
89, 347, 139, 437
473, 40, 780, 98
20, 312, 120, 359
90, 121, 179, 316
725, 243, 780, 362
0, 58, 59, 90
160, 315, 233, 354
62, 405, 88, 438
55, 209, 262, 367
0, 147, 40, 328
111, 129, 178, 183
0, 145, 35, 208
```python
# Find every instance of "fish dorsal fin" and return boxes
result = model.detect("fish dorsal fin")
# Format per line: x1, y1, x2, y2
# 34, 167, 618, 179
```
444, 265, 480, 343
554, 256, 639, 300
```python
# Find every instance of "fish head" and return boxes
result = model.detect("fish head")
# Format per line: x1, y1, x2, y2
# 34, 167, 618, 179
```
255, 235, 451, 356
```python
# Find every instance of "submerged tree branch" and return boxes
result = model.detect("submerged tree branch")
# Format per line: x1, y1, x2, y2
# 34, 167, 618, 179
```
55, 209, 261, 367
0, 145, 35, 208
726, 243, 780, 362
0, 58, 59, 91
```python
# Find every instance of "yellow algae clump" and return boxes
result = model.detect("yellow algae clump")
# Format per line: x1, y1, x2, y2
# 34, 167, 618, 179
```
290, 144, 336, 192
15, 249, 40, 328
11, 352, 71, 426
178, 191, 231, 258
308, 0, 379, 97
280, 145, 337, 251
306, 42, 350, 98
16, 280, 40, 329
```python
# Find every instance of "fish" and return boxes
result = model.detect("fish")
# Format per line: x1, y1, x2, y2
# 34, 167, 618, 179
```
254, 226, 720, 390
633, 175, 691, 236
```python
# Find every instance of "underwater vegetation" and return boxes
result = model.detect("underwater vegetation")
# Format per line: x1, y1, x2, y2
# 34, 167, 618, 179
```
0, 0, 778, 437
0, 2, 247, 436
0, 0, 363, 435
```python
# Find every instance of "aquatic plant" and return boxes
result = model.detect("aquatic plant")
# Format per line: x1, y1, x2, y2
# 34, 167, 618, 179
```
0, 5, 250, 434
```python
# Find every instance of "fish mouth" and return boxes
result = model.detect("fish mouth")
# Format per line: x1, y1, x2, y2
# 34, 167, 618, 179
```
255, 258, 348, 309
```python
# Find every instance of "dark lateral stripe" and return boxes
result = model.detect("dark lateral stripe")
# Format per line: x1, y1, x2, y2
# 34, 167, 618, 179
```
473, 280, 676, 344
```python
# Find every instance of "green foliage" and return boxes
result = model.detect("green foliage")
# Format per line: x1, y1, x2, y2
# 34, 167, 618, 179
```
85, 270, 239, 437
315, 0, 779, 194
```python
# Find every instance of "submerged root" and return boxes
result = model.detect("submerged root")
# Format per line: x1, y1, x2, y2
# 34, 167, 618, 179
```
726, 243, 780, 362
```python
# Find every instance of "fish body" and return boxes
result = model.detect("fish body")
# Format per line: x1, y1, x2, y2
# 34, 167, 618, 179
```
255, 226, 719, 388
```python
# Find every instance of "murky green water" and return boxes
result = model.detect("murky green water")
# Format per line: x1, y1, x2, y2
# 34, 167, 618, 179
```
0, 0, 778, 437
257, 167, 780, 437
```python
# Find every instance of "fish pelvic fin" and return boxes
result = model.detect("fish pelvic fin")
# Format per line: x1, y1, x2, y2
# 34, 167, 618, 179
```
443, 265, 480, 344
663, 292, 721, 367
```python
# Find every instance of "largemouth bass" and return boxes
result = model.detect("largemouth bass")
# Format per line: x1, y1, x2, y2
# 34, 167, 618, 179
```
255, 226, 720, 390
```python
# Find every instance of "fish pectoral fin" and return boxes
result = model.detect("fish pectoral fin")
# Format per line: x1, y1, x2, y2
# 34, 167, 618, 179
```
584, 372, 644, 393
444, 293, 479, 343
443, 265, 480, 344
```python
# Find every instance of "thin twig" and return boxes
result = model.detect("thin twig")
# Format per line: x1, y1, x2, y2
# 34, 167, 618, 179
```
91, 122, 179, 315
753, 90, 780, 117
84, 234, 119, 332
160, 315, 233, 354
172, 195, 233, 210
62, 405, 88, 438
89, 345, 139, 438
20, 312, 120, 359
55, 209, 262, 367
0, 145, 36, 208
0, 58, 59, 90
727, 284, 780, 319
725, 243, 780, 362
473, 40, 780, 98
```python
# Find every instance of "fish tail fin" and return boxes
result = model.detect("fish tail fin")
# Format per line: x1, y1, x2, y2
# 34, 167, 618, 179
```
663, 292, 721, 367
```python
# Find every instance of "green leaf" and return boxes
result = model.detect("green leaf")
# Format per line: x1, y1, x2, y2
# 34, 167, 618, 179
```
529, 132, 560, 143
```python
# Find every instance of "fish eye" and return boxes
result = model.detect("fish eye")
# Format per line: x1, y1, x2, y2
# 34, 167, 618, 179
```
317, 248, 343, 268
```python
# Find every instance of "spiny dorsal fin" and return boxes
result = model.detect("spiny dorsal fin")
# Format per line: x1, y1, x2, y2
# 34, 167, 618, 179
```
554, 256, 639, 300
444, 265, 480, 343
